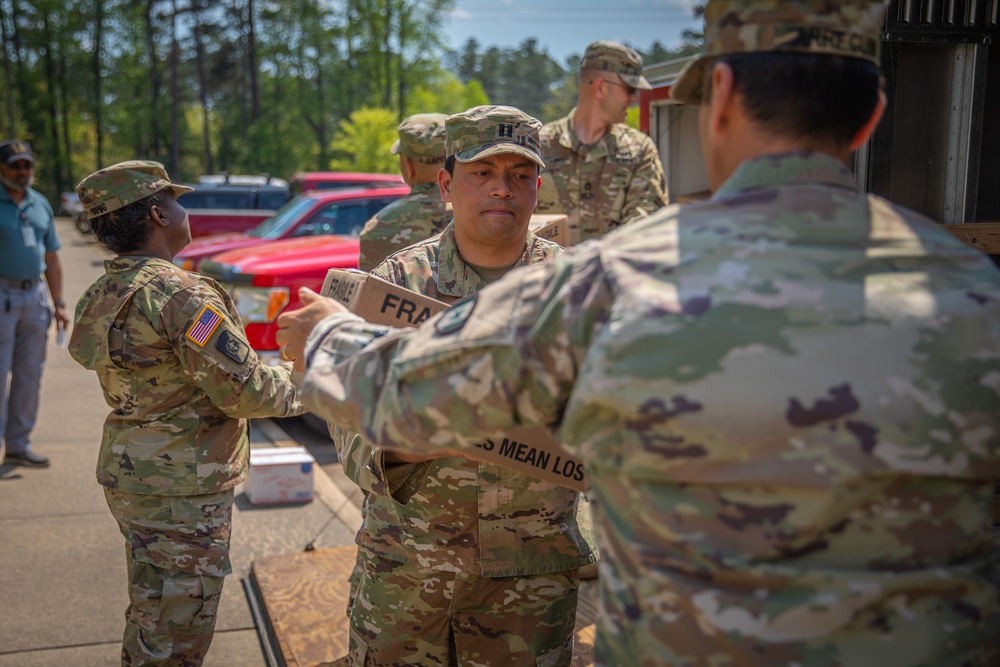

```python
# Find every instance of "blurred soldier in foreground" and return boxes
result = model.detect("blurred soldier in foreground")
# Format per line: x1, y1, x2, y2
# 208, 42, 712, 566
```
278, 1, 1000, 664
335, 106, 595, 666
69, 161, 304, 666
536, 41, 667, 244
357, 113, 452, 271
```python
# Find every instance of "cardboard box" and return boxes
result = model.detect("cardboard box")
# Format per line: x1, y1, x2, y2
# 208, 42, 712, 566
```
320, 269, 588, 491
321, 269, 445, 328
529, 213, 569, 247
246, 446, 315, 505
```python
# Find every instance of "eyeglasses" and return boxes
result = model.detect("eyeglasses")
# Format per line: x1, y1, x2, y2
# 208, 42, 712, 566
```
8, 161, 34, 171
601, 78, 637, 97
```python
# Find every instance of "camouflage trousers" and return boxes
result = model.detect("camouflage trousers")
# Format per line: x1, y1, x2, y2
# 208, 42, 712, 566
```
348, 550, 579, 667
105, 487, 234, 667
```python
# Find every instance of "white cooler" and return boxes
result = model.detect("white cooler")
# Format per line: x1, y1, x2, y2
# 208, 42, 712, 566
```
246, 446, 315, 505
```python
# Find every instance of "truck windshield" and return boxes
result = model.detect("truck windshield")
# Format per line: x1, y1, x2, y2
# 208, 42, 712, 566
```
246, 196, 316, 239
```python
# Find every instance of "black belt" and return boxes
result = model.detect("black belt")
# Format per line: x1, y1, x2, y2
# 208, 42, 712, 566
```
0, 277, 39, 289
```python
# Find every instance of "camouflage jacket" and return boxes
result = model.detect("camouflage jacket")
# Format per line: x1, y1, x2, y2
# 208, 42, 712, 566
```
536, 109, 667, 245
303, 152, 1000, 665
336, 221, 597, 576
357, 182, 452, 272
70, 257, 304, 496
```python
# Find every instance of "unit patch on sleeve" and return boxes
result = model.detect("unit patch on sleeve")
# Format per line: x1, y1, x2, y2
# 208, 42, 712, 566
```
185, 304, 224, 347
216, 329, 250, 364
435, 295, 477, 335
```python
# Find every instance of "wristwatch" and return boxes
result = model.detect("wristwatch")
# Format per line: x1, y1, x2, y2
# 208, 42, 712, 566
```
54, 299, 66, 309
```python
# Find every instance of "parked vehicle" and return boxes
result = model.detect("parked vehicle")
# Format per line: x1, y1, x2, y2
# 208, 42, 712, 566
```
183, 173, 291, 238
59, 191, 83, 217
174, 185, 409, 271
289, 171, 404, 196
199, 236, 363, 363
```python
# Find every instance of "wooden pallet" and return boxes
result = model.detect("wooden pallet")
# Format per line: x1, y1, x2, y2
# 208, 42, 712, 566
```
250, 546, 598, 667
943, 222, 1000, 255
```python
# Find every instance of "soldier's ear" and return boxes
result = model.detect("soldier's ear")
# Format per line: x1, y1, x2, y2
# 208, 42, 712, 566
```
148, 202, 168, 228
438, 166, 453, 203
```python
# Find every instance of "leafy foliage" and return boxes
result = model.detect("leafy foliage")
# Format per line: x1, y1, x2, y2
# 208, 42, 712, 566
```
329, 107, 399, 174
0, 0, 701, 202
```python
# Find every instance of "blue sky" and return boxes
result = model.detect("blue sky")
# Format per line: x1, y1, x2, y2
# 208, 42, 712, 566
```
442, 0, 702, 66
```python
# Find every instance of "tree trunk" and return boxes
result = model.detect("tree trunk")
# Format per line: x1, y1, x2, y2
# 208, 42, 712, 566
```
10, 0, 30, 140
247, 0, 259, 123
233, 0, 248, 136
397, 0, 405, 120
145, 0, 162, 159
93, 0, 104, 167
193, 21, 214, 174
0, 2, 16, 135
169, 0, 180, 176
383, 0, 392, 107
40, 10, 65, 194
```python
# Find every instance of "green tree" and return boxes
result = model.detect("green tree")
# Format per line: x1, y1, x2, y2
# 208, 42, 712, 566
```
407, 68, 491, 115
329, 107, 399, 173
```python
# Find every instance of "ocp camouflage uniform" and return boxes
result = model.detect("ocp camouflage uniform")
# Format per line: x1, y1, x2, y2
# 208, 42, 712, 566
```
357, 182, 451, 271
70, 255, 304, 666
359, 112, 451, 272
302, 151, 1000, 665
335, 221, 597, 666
537, 113, 667, 244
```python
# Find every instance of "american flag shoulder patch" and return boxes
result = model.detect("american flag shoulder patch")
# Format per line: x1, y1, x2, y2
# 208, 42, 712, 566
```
186, 304, 224, 347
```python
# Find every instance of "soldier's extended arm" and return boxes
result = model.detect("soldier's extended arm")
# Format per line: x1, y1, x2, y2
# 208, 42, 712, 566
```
620, 137, 667, 226
165, 284, 305, 419
300, 245, 613, 454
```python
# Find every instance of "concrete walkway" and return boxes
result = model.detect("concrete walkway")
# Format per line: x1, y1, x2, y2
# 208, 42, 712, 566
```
0, 218, 360, 667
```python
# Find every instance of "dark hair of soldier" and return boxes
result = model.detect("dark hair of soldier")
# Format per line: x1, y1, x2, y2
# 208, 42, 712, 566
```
89, 190, 167, 254
703, 52, 882, 148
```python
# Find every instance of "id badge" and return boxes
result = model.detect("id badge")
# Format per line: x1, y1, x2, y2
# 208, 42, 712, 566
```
21, 226, 37, 248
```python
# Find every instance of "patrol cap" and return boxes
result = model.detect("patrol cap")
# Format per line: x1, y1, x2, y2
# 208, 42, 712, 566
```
446, 105, 545, 169
391, 113, 448, 163
580, 41, 652, 91
76, 160, 194, 220
671, 0, 888, 105
0, 139, 34, 165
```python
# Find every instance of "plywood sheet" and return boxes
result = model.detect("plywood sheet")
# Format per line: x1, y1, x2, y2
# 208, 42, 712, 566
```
943, 222, 1000, 255
251, 546, 600, 666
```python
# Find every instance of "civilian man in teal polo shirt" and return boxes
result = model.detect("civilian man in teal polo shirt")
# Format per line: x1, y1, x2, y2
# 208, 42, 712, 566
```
0, 139, 68, 468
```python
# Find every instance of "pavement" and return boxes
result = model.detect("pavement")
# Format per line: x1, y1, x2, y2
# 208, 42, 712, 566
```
0, 218, 363, 667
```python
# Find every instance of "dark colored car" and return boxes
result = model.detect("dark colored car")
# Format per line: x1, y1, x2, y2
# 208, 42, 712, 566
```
289, 171, 405, 196
173, 185, 410, 271
183, 174, 291, 238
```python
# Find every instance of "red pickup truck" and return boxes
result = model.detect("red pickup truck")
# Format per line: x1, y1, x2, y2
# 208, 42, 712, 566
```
174, 186, 409, 271
198, 236, 363, 363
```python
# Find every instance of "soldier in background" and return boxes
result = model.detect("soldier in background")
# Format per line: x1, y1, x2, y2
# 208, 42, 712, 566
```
536, 41, 667, 244
279, 1, 1000, 664
357, 113, 451, 271
69, 161, 304, 666
334, 106, 595, 666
